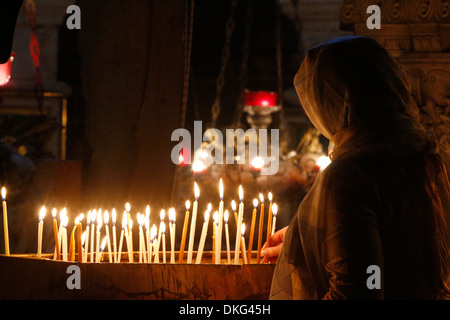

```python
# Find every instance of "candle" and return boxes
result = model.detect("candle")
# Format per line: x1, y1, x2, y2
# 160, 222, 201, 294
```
187, 182, 200, 264
90, 209, 97, 263
145, 209, 150, 263
215, 178, 224, 264
77, 214, 84, 262
52, 208, 61, 260
161, 222, 166, 263
81, 231, 87, 262
84, 211, 91, 262
57, 208, 66, 260
150, 224, 157, 263
137, 213, 143, 263
112, 208, 117, 263
248, 198, 258, 263
154, 209, 165, 263
104, 210, 113, 263
257, 193, 265, 264
234, 185, 244, 264
169, 208, 176, 263
96, 236, 107, 263
37, 206, 46, 258
266, 192, 273, 243
117, 214, 127, 263
96, 211, 103, 263
61, 214, 68, 261
212, 210, 218, 263
2, 187, 10, 256
128, 219, 134, 263
68, 217, 78, 261
195, 209, 211, 264
224, 210, 231, 264
125, 202, 131, 226
231, 200, 238, 227
271, 203, 278, 236
178, 200, 190, 263
241, 223, 248, 264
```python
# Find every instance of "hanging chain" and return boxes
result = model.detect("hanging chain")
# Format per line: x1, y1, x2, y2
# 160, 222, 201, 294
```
180, 0, 195, 129
25, 0, 44, 113
210, 0, 239, 127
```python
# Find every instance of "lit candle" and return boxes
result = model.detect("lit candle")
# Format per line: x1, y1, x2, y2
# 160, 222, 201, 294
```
271, 203, 278, 236
52, 208, 60, 260
145, 208, 151, 263
187, 182, 200, 264
61, 214, 69, 261
195, 209, 211, 264
117, 213, 127, 263
77, 214, 84, 262
69, 216, 78, 261
112, 208, 117, 263
104, 210, 113, 263
125, 202, 131, 226
169, 208, 176, 263
154, 222, 161, 263
161, 222, 166, 263
234, 186, 244, 264
81, 231, 87, 262
212, 210, 218, 263
241, 223, 248, 264
224, 210, 231, 264
2, 187, 10, 256
266, 192, 273, 243
128, 219, 134, 263
57, 208, 67, 260
155, 209, 165, 263
138, 213, 147, 263
96, 236, 107, 263
96, 211, 103, 263
150, 224, 157, 263
231, 200, 237, 227
84, 211, 91, 262
215, 178, 224, 264
90, 209, 97, 263
37, 206, 46, 258
257, 193, 265, 264
178, 200, 190, 263
248, 199, 258, 263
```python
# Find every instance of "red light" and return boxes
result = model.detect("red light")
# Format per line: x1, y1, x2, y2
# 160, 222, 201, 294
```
0, 53, 14, 86
244, 90, 278, 107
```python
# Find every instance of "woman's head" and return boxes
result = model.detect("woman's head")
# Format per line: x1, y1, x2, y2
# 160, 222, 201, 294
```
294, 36, 417, 141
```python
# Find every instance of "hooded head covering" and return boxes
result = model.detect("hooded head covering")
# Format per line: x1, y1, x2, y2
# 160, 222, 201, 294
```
294, 36, 436, 161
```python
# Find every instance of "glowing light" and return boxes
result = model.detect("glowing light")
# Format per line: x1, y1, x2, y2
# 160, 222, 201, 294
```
251, 157, 265, 170
253, 199, 258, 208
317, 156, 331, 169
194, 182, 200, 200
192, 160, 207, 173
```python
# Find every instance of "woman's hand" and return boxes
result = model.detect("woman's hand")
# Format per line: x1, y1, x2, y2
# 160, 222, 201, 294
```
261, 227, 288, 264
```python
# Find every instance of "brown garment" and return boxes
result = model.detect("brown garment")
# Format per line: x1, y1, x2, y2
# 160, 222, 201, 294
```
270, 36, 450, 300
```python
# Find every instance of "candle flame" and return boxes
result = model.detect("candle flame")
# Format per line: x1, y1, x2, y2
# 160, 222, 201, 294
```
100, 236, 107, 251
192, 160, 206, 173
1, 187, 5, 200
224, 210, 229, 223
62, 215, 69, 228
81, 231, 87, 245
160, 221, 166, 234
204, 209, 210, 222
151, 224, 157, 240
272, 203, 278, 217
251, 156, 265, 169
231, 200, 236, 212
122, 214, 127, 229
169, 207, 176, 223
52, 208, 57, 219
39, 206, 46, 221
145, 216, 149, 230
185, 200, 191, 211
219, 178, 224, 199
112, 208, 117, 225
194, 182, 200, 200
268, 192, 273, 202
104, 210, 109, 225
145, 205, 150, 218
259, 193, 264, 203
241, 223, 246, 236
207, 203, 212, 212
125, 202, 131, 213
97, 212, 103, 229
91, 209, 97, 224
317, 155, 331, 169
78, 213, 84, 222
213, 211, 218, 225
160, 209, 165, 221
60, 208, 67, 220
253, 198, 258, 208
239, 185, 243, 202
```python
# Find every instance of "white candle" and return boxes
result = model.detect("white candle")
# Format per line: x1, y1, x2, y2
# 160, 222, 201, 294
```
81, 231, 87, 262
241, 223, 248, 264
37, 206, 46, 258
187, 182, 200, 263
161, 222, 166, 263
61, 214, 69, 261
128, 219, 133, 263
234, 185, 244, 264
145, 206, 151, 263
104, 210, 113, 263
195, 209, 211, 264
138, 213, 147, 263
96, 236, 107, 263
112, 208, 117, 263
117, 214, 127, 263
96, 211, 103, 263
215, 178, 224, 264
169, 208, 176, 263
2, 187, 10, 256
90, 209, 97, 263
271, 203, 278, 236
224, 210, 231, 264
154, 222, 161, 263
84, 211, 91, 262
150, 224, 157, 263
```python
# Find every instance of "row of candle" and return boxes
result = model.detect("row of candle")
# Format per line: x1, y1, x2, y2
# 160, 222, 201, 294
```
2, 182, 279, 264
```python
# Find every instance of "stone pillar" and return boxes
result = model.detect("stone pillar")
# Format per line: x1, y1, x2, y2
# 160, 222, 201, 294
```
340, 0, 450, 169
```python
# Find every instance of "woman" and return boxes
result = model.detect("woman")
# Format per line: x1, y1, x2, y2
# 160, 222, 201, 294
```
262, 36, 450, 300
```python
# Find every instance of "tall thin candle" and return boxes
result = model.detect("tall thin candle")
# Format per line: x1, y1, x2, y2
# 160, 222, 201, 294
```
169, 208, 176, 263
195, 209, 210, 264
84, 211, 91, 262
241, 223, 248, 264
77, 214, 84, 262
178, 200, 190, 263
117, 214, 127, 263
90, 209, 97, 262
257, 194, 265, 264
215, 178, 224, 264
2, 187, 10, 256
37, 206, 46, 258
187, 182, 200, 263
271, 203, 278, 236
234, 186, 244, 264
96, 211, 103, 263
61, 214, 68, 261
224, 210, 231, 264
104, 210, 113, 263
112, 209, 117, 263
150, 224, 157, 263
161, 222, 166, 263
248, 199, 258, 263
52, 208, 60, 260
266, 192, 273, 243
